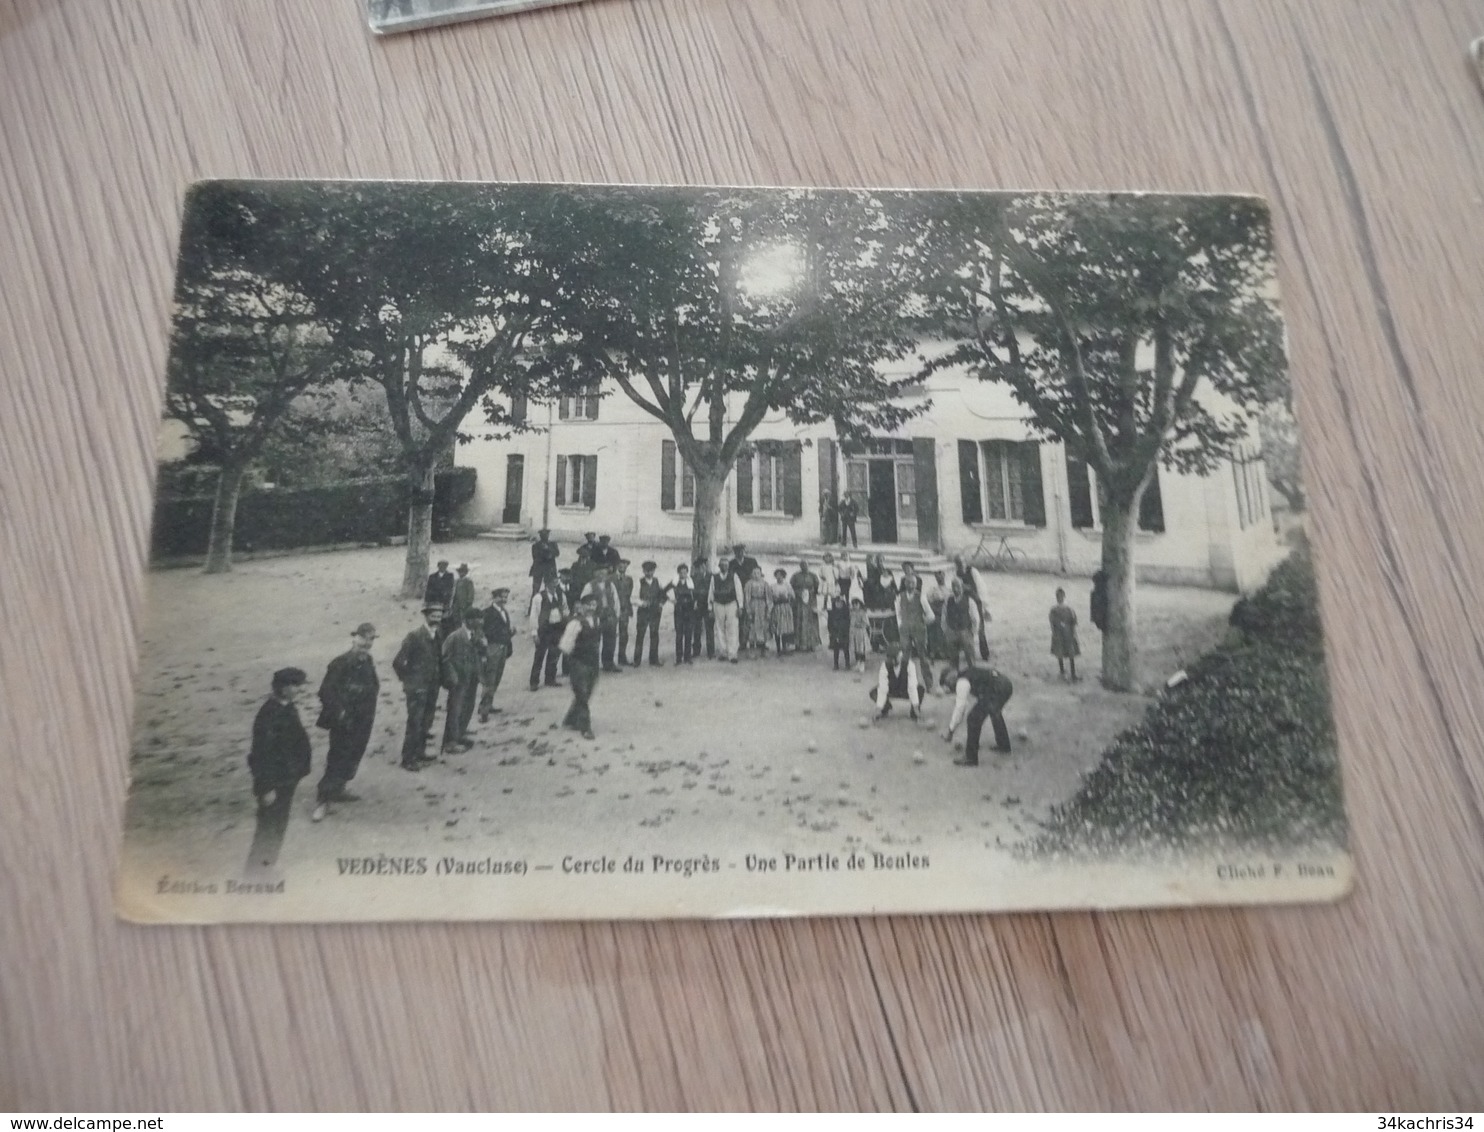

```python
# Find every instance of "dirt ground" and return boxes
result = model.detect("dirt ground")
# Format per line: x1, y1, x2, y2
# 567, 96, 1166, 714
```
121, 539, 1236, 878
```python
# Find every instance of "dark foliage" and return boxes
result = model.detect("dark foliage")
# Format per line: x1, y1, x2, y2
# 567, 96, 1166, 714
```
152, 470, 474, 559
1033, 543, 1346, 856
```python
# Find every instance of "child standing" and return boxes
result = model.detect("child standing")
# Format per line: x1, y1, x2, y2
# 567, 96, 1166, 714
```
827, 595, 852, 670
768, 568, 795, 657
1050, 586, 1080, 681
744, 566, 772, 656
848, 597, 870, 674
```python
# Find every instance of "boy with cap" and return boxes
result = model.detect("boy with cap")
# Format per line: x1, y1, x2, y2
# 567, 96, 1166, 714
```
633, 560, 666, 666
479, 588, 514, 721
668, 562, 697, 664
246, 667, 312, 873
392, 605, 443, 771
312, 623, 380, 821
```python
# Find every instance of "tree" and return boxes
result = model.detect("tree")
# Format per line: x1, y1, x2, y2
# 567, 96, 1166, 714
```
1258, 403, 1305, 513
922, 193, 1287, 690
164, 184, 341, 572
533, 187, 925, 563
268, 183, 578, 598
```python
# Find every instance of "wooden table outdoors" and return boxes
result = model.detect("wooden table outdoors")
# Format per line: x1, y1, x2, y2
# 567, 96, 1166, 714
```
3, 0, 1483, 1111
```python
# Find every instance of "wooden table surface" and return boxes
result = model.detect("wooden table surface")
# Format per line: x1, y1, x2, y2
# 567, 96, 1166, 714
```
3, 0, 1483, 1111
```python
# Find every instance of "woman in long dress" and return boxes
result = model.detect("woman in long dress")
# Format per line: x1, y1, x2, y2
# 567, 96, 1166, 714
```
744, 567, 772, 654
791, 560, 821, 652
768, 568, 796, 655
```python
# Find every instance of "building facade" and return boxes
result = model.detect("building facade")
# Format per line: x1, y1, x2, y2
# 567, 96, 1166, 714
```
458, 368, 1286, 593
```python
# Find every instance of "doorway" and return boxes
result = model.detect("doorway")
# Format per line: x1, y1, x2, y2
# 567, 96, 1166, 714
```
867, 460, 898, 544
503, 455, 524, 524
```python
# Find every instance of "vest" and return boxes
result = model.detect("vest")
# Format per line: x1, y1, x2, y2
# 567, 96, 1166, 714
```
713, 573, 739, 605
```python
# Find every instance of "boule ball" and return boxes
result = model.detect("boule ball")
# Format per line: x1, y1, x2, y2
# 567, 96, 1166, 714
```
1016, 729, 1030, 742
791, 770, 802, 782
806, 741, 818, 753
912, 750, 926, 764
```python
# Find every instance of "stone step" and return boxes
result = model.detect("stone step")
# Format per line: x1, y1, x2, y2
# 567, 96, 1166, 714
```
476, 525, 533, 542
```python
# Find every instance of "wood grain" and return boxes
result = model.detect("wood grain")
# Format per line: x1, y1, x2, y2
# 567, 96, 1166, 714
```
2, 0, 1482, 1110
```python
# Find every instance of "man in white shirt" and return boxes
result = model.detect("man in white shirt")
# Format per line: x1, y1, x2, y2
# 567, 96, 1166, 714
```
869, 644, 927, 722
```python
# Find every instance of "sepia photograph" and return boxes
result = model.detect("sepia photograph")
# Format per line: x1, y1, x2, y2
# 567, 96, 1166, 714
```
366, 0, 590, 35
116, 181, 1351, 923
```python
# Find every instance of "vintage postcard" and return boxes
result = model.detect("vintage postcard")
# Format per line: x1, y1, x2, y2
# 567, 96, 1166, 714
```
367, 0, 588, 35
116, 180, 1352, 923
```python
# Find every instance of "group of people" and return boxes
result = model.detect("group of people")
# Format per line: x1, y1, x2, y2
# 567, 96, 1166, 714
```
241, 531, 1103, 872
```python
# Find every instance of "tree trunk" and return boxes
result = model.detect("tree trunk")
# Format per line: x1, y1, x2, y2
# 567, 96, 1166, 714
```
1099, 496, 1140, 692
400, 458, 436, 599
203, 461, 248, 575
690, 464, 728, 564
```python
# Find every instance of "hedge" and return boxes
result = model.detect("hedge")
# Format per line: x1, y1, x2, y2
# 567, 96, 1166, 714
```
1033, 542, 1347, 856
152, 468, 476, 559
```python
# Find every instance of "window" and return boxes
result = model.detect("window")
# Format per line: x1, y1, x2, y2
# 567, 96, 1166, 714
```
757, 448, 786, 512
957, 440, 1045, 527
660, 440, 697, 511
1064, 452, 1165, 533
555, 454, 598, 509
1231, 446, 1268, 531
557, 384, 600, 421
734, 441, 803, 517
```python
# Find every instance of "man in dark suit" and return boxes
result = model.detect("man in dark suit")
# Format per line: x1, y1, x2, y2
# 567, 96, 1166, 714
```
728, 543, 760, 586
596, 533, 622, 567
529, 529, 559, 593
425, 560, 455, 613
940, 665, 1015, 766
614, 559, 634, 665
440, 610, 480, 754
479, 588, 514, 721
558, 595, 603, 740
838, 493, 860, 547
392, 605, 443, 771
582, 565, 624, 673
312, 622, 379, 821
246, 667, 312, 874
448, 563, 476, 626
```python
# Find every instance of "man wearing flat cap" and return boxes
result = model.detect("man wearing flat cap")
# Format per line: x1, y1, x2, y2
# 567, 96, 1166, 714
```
392, 605, 443, 771
529, 528, 559, 594
312, 623, 380, 821
440, 609, 481, 754
448, 563, 476, 627
728, 543, 760, 586
479, 588, 514, 722
246, 667, 312, 873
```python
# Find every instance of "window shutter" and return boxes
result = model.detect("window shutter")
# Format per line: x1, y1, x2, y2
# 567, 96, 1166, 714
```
558, 397, 570, 420
583, 456, 598, 510
510, 393, 527, 424
1138, 467, 1165, 533
783, 442, 803, 517
981, 441, 1006, 520
661, 440, 677, 511
957, 440, 982, 524
1020, 443, 1046, 527
735, 450, 753, 514
586, 392, 600, 420
555, 455, 568, 507
1065, 451, 1094, 529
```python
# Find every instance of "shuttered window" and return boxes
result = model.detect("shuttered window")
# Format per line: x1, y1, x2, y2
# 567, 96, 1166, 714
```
555, 455, 598, 508
970, 441, 1046, 527
557, 384, 600, 421
660, 440, 696, 511
735, 442, 802, 517
1064, 452, 1165, 533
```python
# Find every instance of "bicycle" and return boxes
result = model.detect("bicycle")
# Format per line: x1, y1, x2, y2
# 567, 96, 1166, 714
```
969, 531, 1027, 572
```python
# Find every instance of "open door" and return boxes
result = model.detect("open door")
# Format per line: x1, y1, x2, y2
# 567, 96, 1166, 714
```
867, 460, 897, 543
503, 455, 524, 524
